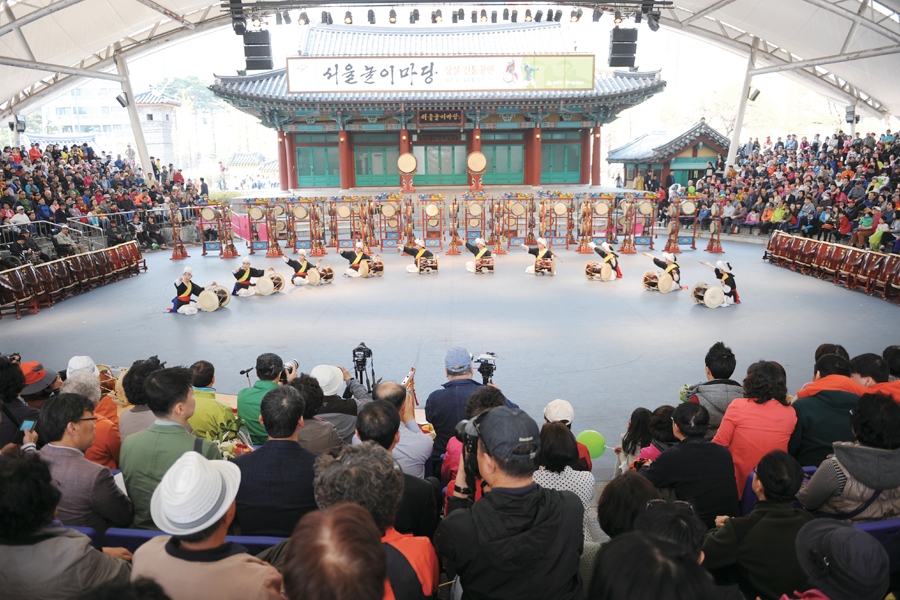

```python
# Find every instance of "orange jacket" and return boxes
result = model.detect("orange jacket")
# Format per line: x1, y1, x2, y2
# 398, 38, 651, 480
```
868, 380, 900, 402
796, 375, 867, 399
84, 415, 121, 469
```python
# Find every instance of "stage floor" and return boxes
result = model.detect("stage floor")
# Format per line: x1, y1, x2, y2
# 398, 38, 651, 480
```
4, 241, 897, 478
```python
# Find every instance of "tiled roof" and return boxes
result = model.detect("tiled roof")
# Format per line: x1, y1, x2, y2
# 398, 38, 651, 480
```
607, 119, 730, 163
228, 152, 266, 167
259, 159, 279, 173
133, 89, 182, 106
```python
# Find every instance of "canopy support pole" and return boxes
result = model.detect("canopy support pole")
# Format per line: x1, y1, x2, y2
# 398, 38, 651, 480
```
115, 50, 153, 186
725, 37, 757, 171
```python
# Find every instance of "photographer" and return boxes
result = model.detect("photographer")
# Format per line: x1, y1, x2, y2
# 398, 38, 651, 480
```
434, 407, 583, 600
424, 347, 517, 474
309, 364, 370, 445
237, 353, 298, 446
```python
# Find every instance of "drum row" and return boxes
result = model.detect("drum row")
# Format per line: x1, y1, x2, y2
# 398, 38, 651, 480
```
764, 231, 900, 302
0, 241, 148, 320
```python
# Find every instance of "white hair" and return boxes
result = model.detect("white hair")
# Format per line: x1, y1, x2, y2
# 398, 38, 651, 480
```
61, 373, 101, 405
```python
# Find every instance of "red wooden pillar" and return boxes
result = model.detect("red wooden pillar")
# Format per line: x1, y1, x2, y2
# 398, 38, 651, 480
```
277, 129, 288, 191
523, 130, 533, 185
400, 127, 410, 155
531, 128, 542, 186
580, 128, 591, 185
285, 133, 297, 190
591, 126, 602, 186
471, 128, 482, 153
339, 130, 353, 190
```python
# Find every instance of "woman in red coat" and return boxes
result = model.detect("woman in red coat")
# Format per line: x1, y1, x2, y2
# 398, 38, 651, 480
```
713, 361, 798, 499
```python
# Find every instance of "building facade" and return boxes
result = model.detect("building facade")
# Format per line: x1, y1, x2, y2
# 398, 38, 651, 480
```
211, 23, 666, 191
133, 89, 181, 167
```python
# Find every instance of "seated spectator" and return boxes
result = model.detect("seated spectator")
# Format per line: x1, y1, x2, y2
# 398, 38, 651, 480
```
118, 357, 166, 439
0, 360, 42, 447
885, 345, 900, 381
533, 422, 597, 541
356, 401, 438, 540
713, 361, 798, 498
60, 374, 122, 469
237, 353, 297, 445
797, 392, 900, 522
289, 373, 342, 457
145, 216, 165, 249
640, 403, 739, 530
38, 393, 132, 535
282, 504, 387, 600
543, 398, 592, 471
0, 455, 132, 598
309, 364, 367, 445
65, 356, 119, 425
365, 379, 433, 478
636, 405, 678, 461
850, 352, 900, 401
231, 386, 318, 537
107, 221, 130, 246
789, 353, 863, 467
313, 442, 439, 600
613, 407, 651, 476
131, 452, 283, 600
434, 406, 583, 600
20, 359, 63, 409
56, 223, 86, 254
77, 578, 172, 600
588, 532, 719, 600
786, 520, 890, 600
187, 360, 234, 440
425, 347, 518, 473
703, 450, 813, 600
684, 342, 743, 439
120, 367, 221, 529
441, 385, 506, 493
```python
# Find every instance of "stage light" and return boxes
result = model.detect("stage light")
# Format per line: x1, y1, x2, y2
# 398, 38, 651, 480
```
452, 11, 458, 23
344, 11, 352, 24
614, 10, 623, 23
413, 8, 419, 21
321, 11, 329, 24
491, 10, 497, 23
458, 8, 464, 21
283, 11, 291, 24
573, 8, 583, 21
480, 9, 487, 21
525, 9, 532, 21
251, 14, 261, 28
389, 9, 396, 23
647, 12, 660, 30
410, 10, 415, 23
436, 9, 443, 22
511, 9, 518, 22
641, 0, 654, 14
749, 88, 761, 101
298, 12, 308, 25
503, 8, 509, 20
232, 18, 246, 34
368, 9, 375, 24
431, 10, 437, 23
635, 11, 642, 23
535, 10, 542, 22
471, 10, 477, 23
593, 7, 602, 21
275, 12, 282, 25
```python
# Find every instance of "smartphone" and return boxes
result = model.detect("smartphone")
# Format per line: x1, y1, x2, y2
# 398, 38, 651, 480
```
20, 420, 35, 431
401, 367, 415, 388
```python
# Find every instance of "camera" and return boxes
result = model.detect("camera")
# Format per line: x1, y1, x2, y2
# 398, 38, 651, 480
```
353, 343, 372, 370
454, 417, 483, 481
474, 352, 498, 384
281, 359, 299, 384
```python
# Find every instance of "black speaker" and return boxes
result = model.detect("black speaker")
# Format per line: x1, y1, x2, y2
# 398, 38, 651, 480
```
244, 45, 270, 58
243, 30, 272, 71
611, 28, 638, 42
608, 56, 636, 68
609, 28, 638, 68
246, 58, 274, 70
611, 42, 637, 55
242, 30, 270, 45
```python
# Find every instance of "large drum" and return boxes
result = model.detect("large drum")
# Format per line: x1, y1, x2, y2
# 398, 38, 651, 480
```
638, 201, 654, 216
466, 151, 487, 172
293, 205, 308, 219
271, 205, 285, 218
692, 283, 724, 308
594, 201, 610, 216
248, 206, 265, 220
359, 258, 385, 278
642, 270, 659, 290
256, 273, 286, 295
535, 258, 555, 276
381, 203, 397, 218
417, 256, 439, 274
425, 203, 439, 217
398, 153, 417, 174
336, 204, 352, 218
200, 207, 218, 221
553, 202, 568, 216
681, 200, 697, 216
468, 203, 483, 217
475, 257, 494, 274
510, 202, 526, 217
198, 285, 231, 312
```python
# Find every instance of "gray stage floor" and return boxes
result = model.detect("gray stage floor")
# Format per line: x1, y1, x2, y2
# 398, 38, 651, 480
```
4, 240, 897, 478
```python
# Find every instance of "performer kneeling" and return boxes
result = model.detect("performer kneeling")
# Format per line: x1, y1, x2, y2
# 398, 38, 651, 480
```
642, 251, 686, 290
340, 241, 377, 278
284, 249, 321, 285
232, 257, 272, 296
169, 267, 216, 315
701, 260, 740, 306
588, 241, 623, 278
520, 237, 557, 275
465, 238, 492, 273
402, 238, 435, 273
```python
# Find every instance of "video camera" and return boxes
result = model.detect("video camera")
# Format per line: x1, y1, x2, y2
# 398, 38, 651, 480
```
350, 342, 376, 393
474, 352, 498, 385
454, 413, 485, 482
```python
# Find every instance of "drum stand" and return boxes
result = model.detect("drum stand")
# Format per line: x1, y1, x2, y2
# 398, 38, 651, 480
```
468, 168, 485, 192
169, 206, 189, 260
220, 209, 240, 259
706, 203, 725, 253
664, 201, 683, 254
265, 208, 283, 258
400, 171, 416, 193
489, 199, 506, 255
577, 201, 593, 254
446, 199, 461, 255
619, 202, 637, 254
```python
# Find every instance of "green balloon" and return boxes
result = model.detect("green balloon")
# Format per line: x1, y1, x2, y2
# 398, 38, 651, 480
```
576, 430, 607, 459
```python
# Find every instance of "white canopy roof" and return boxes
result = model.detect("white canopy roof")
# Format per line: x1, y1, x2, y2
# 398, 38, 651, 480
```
0, 0, 896, 119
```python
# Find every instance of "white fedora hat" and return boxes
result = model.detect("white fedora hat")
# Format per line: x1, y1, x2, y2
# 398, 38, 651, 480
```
150, 451, 240, 536
310, 364, 344, 396
66, 356, 99, 379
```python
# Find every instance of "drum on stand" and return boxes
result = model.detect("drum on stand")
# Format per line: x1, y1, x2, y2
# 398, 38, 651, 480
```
466, 151, 487, 173
336, 205, 352, 219
642, 270, 659, 290
553, 202, 568, 216
681, 201, 697, 216
418, 256, 439, 274
468, 203, 483, 217
638, 201, 654, 216
271, 205, 285, 218
594, 201, 610, 216
425, 203, 439, 217
248, 206, 265, 220
467, 218, 480, 228
381, 203, 397, 218
510, 202, 526, 216
658, 273, 674, 293
293, 205, 308, 219
398, 153, 418, 174
475, 257, 494, 274
200, 207, 218, 221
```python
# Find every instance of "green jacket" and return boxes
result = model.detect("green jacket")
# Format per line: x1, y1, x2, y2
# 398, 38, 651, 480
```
703, 501, 814, 600
237, 380, 279, 445
788, 389, 858, 467
770, 207, 786, 222
120, 422, 221, 529
188, 387, 235, 440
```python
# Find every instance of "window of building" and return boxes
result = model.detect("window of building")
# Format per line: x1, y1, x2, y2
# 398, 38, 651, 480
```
74, 107, 88, 115
482, 132, 525, 141
354, 134, 399, 144
112, 125, 122, 131
61, 125, 73, 132
294, 134, 340, 144
56, 107, 71, 116
101, 107, 110, 115
165, 114, 169, 121
146, 114, 153, 121
545, 131, 581, 141
71, 89, 80, 96
102, 125, 112, 132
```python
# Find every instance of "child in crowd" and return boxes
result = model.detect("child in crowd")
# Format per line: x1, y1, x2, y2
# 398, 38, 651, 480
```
613, 408, 652, 476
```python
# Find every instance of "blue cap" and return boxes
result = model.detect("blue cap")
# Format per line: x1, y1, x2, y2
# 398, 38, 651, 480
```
444, 347, 471, 374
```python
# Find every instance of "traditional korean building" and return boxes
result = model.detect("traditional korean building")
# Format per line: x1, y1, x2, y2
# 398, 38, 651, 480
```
607, 118, 730, 189
211, 22, 666, 191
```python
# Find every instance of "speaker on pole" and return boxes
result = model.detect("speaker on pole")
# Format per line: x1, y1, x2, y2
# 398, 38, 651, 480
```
609, 28, 638, 68
243, 30, 273, 71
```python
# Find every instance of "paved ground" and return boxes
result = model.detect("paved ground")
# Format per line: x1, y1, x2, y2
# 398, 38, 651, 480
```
4, 237, 897, 479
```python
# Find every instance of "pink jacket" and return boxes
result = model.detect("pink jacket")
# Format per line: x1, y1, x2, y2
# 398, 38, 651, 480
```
712, 397, 797, 499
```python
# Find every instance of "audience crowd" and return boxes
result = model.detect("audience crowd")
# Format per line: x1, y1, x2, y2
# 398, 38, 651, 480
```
0, 341, 899, 600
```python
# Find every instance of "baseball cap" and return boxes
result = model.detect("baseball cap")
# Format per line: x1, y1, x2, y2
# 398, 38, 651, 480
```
66, 356, 99, 379
444, 347, 471, 374
21, 361, 58, 395
478, 406, 540, 461
544, 399, 575, 424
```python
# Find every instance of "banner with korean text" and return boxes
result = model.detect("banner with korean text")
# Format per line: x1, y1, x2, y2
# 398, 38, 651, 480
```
286, 55, 594, 94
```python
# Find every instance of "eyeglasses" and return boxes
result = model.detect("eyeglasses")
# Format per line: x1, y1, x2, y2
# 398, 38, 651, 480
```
76, 417, 97, 422
646, 499, 695, 514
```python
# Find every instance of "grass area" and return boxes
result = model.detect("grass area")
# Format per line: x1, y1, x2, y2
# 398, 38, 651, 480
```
207, 191, 246, 204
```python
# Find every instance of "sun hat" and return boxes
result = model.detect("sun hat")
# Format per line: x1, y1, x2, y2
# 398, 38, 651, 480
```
150, 451, 241, 536
310, 365, 343, 396
66, 356, 99, 379
21, 362, 58, 395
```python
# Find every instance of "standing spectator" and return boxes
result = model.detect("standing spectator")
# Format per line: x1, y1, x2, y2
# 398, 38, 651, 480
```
38, 393, 133, 535
703, 450, 813, 600
713, 361, 798, 498
289, 374, 343, 457
120, 367, 221, 529
236, 353, 296, 445
199, 177, 209, 196
130, 452, 283, 600
124, 144, 135, 166
187, 361, 234, 440
683, 341, 743, 439
231, 386, 318, 537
